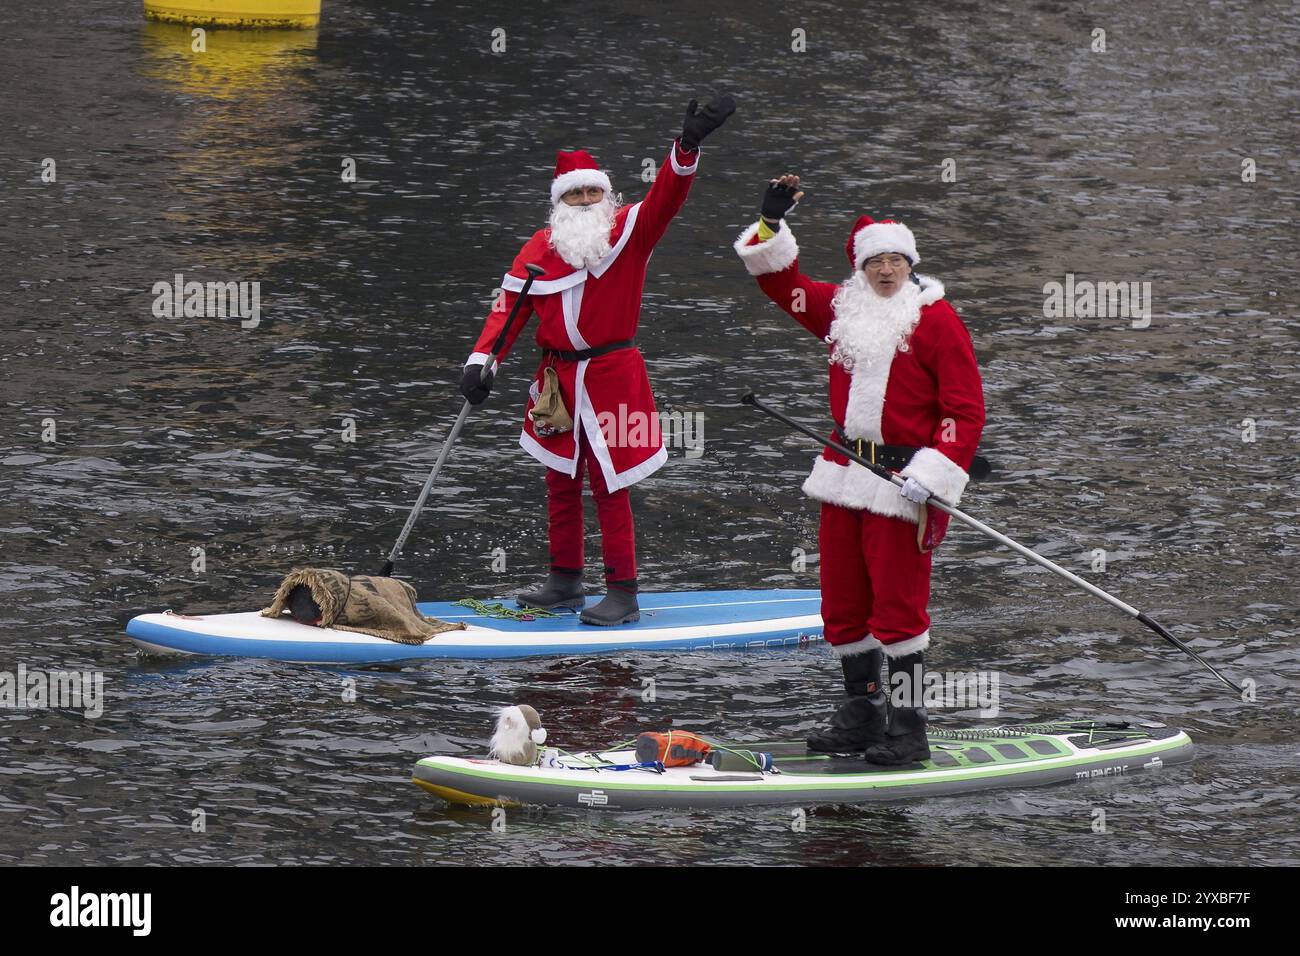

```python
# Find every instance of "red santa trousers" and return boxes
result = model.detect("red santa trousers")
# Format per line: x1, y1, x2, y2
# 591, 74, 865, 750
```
544, 426, 637, 583
819, 502, 931, 650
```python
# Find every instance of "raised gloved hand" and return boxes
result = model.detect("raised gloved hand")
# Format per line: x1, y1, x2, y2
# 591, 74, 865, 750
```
460, 363, 495, 405
761, 174, 805, 224
899, 477, 932, 504
680, 94, 736, 151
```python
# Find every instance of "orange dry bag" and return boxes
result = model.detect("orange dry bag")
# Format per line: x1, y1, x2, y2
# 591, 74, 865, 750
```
634, 731, 712, 767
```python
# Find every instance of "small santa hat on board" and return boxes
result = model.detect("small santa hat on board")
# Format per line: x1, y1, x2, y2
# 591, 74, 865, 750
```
550, 150, 613, 205
846, 214, 920, 271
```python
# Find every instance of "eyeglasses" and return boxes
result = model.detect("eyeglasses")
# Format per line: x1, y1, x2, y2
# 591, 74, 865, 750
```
864, 254, 909, 270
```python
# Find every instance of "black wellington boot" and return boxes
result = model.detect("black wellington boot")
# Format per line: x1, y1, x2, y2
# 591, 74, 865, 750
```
579, 578, 640, 626
516, 569, 585, 610
806, 645, 888, 753
864, 651, 932, 765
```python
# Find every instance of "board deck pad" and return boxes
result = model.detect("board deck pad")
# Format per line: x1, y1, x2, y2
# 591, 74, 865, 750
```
412, 721, 1194, 809
125, 589, 822, 662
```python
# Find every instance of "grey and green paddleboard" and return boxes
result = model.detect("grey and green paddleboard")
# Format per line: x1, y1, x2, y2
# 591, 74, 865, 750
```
412, 720, 1193, 810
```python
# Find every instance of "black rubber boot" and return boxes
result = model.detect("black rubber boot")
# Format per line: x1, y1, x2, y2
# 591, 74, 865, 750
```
516, 570, 585, 610
806, 645, 888, 753
579, 579, 640, 626
864, 651, 932, 766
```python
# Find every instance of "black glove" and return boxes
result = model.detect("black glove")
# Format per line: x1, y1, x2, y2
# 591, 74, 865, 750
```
761, 180, 801, 223
460, 363, 494, 405
680, 95, 736, 151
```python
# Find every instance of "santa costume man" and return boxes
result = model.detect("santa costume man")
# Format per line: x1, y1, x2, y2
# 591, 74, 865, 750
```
460, 96, 736, 626
734, 174, 985, 764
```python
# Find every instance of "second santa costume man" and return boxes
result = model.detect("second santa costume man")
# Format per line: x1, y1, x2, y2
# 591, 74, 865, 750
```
460, 96, 735, 626
735, 175, 985, 764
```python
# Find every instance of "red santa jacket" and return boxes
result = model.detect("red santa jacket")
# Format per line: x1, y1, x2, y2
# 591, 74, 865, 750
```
464, 141, 699, 491
734, 220, 985, 543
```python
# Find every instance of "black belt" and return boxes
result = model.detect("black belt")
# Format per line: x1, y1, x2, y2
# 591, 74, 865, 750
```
834, 432, 992, 480
543, 339, 636, 362
844, 435, 918, 472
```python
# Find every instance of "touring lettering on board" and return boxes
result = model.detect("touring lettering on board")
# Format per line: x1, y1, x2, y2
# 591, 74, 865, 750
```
1075, 763, 1130, 780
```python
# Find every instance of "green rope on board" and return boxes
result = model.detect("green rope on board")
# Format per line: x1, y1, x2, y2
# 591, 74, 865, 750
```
594, 736, 773, 773
451, 598, 561, 622
549, 745, 627, 771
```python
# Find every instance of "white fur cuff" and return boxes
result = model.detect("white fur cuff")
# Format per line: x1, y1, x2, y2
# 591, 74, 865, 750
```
830, 635, 883, 658
802, 456, 922, 524
883, 631, 930, 658
670, 142, 700, 176
464, 351, 500, 374
901, 447, 970, 506
733, 220, 799, 276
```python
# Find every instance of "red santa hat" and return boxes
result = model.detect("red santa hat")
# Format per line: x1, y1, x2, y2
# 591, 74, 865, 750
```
550, 149, 613, 205
845, 214, 920, 271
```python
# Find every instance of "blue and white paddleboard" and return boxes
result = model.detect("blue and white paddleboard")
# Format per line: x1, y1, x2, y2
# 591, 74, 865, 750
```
125, 590, 823, 663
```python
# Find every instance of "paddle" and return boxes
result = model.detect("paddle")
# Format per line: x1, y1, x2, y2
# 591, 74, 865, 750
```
379, 263, 545, 576
740, 392, 1244, 696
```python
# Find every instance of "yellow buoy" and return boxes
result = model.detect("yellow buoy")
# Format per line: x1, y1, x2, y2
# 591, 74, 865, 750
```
143, 0, 321, 29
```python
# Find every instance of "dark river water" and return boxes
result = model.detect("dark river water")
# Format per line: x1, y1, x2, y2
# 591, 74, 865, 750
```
1, 0, 1297, 866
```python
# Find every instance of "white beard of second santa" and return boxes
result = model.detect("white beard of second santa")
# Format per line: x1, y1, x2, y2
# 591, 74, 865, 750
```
828, 272, 925, 443
827, 272, 923, 374
548, 196, 619, 270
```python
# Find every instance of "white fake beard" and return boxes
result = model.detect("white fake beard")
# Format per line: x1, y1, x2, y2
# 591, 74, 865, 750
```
827, 272, 923, 373
547, 195, 619, 269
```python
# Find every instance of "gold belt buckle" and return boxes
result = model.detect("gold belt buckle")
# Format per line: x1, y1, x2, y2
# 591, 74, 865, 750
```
853, 439, 877, 464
